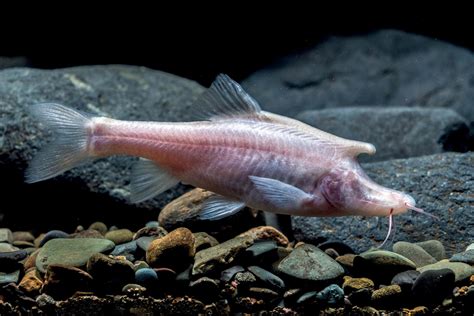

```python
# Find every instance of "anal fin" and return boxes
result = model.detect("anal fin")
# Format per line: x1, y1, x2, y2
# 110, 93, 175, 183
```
199, 195, 246, 221
130, 159, 179, 203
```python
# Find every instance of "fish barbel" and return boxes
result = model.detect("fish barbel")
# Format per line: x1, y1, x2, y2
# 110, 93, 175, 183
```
25, 74, 435, 232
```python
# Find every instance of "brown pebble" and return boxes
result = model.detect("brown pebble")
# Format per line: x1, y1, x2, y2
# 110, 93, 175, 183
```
237, 226, 289, 246
24, 249, 40, 271
343, 276, 374, 293
105, 229, 134, 245
336, 254, 356, 269
324, 248, 339, 258
194, 232, 219, 252
42, 264, 93, 300
402, 306, 429, 315
88, 222, 108, 235
146, 227, 195, 271
13, 240, 35, 248
34, 233, 45, 248
19, 269, 43, 296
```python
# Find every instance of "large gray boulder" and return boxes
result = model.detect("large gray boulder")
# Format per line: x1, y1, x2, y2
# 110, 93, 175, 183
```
292, 152, 474, 254
0, 65, 204, 230
296, 107, 468, 162
243, 30, 474, 122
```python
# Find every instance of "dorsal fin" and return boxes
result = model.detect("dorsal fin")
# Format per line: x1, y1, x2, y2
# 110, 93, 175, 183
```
194, 74, 263, 121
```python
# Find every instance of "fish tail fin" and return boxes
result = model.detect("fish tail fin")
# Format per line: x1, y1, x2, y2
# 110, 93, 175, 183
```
25, 103, 94, 183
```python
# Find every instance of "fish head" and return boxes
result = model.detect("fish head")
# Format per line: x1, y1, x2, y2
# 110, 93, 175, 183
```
318, 162, 415, 217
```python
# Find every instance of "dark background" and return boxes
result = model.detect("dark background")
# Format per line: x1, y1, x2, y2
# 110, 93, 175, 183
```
2, 11, 474, 86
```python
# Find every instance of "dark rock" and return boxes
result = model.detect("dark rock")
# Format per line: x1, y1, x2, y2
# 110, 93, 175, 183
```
154, 267, 176, 284
105, 229, 134, 245
243, 30, 474, 121
392, 241, 437, 268
277, 244, 344, 283
450, 249, 474, 265
391, 270, 420, 291
39, 230, 69, 247
438, 121, 474, 153
133, 226, 167, 240
0, 228, 13, 243
86, 253, 135, 293
343, 276, 374, 305
283, 288, 303, 305
324, 248, 339, 259
175, 264, 192, 287
243, 240, 279, 264
221, 265, 245, 282
146, 227, 195, 271
71, 229, 105, 239
42, 264, 93, 300
412, 268, 455, 306
296, 291, 318, 305
317, 241, 355, 255
415, 240, 447, 261
296, 107, 467, 162
36, 238, 115, 273
158, 188, 260, 240
293, 153, 474, 253
193, 232, 219, 252
88, 222, 108, 235
135, 268, 158, 288
1, 66, 204, 231
248, 265, 285, 292
316, 284, 345, 306
192, 235, 254, 276
122, 283, 146, 293
418, 260, 474, 282
12, 231, 35, 243
353, 250, 416, 283
0, 249, 27, 271
189, 277, 220, 300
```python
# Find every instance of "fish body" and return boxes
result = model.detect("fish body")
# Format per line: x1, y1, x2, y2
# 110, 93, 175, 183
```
26, 74, 424, 221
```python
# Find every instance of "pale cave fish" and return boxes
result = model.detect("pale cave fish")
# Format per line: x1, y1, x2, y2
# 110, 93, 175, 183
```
25, 74, 437, 246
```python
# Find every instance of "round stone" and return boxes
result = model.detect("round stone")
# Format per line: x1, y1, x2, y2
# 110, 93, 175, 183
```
136, 236, 157, 252
393, 241, 437, 267
189, 277, 220, 300
277, 244, 344, 282
105, 229, 134, 245
417, 260, 474, 282
391, 270, 420, 291
370, 285, 402, 308
39, 230, 69, 247
135, 268, 158, 287
88, 222, 108, 235
145, 221, 159, 228
0, 228, 13, 244
71, 229, 105, 239
36, 238, 115, 273
353, 250, 416, 283
450, 249, 474, 265
412, 268, 455, 305
316, 284, 345, 306
42, 264, 93, 300
12, 231, 35, 243
342, 276, 374, 293
0, 249, 27, 271
122, 283, 146, 293
146, 227, 195, 271
0, 242, 19, 252
86, 253, 135, 293
415, 240, 447, 261
0, 270, 20, 285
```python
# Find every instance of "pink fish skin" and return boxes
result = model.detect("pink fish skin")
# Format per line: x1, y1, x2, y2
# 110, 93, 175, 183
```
25, 74, 425, 221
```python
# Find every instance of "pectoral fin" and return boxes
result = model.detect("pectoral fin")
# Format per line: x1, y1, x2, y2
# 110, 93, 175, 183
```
249, 176, 314, 211
199, 195, 246, 221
